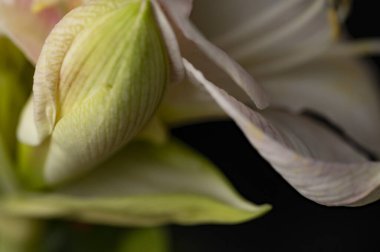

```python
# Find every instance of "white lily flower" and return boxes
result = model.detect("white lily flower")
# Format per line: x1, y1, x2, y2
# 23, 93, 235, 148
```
182, 0, 380, 206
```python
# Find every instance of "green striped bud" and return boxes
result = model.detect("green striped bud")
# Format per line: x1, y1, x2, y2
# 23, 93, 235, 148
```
18, 0, 169, 185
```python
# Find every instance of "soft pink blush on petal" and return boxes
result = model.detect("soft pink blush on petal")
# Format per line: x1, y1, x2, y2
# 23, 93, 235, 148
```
0, 0, 64, 63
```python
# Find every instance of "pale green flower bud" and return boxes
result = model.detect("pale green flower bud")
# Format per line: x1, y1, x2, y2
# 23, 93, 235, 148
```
18, 0, 169, 185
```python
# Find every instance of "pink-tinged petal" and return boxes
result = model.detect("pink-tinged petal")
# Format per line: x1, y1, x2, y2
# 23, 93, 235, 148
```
261, 56, 380, 157
183, 59, 380, 207
0, 0, 64, 63
158, 0, 269, 109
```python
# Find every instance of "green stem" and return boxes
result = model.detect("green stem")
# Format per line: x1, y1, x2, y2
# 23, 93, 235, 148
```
0, 139, 21, 195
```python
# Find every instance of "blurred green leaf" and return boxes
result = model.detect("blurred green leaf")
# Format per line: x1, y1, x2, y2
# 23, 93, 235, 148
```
0, 216, 43, 252
0, 37, 33, 193
0, 139, 270, 226
0, 37, 32, 157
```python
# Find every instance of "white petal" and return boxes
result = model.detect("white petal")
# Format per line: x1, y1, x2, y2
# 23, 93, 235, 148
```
191, 0, 335, 75
184, 59, 380, 206
261, 56, 380, 157
159, 0, 269, 109
151, 0, 184, 83
158, 0, 193, 17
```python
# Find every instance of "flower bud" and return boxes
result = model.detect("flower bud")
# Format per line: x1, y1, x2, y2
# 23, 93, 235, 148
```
18, 0, 169, 185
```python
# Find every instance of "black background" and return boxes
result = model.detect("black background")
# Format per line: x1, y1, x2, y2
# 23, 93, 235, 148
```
170, 1, 380, 251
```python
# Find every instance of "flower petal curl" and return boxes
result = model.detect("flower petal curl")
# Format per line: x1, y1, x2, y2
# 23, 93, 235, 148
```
184, 59, 380, 207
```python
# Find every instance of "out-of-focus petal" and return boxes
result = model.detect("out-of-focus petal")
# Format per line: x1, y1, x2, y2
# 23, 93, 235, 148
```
0, 140, 270, 226
191, 0, 336, 76
0, 0, 63, 63
0, 216, 43, 252
184, 59, 380, 206
261, 56, 380, 157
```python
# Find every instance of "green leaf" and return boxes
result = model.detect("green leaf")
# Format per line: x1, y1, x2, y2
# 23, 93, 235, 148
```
0, 37, 32, 158
0, 139, 270, 226
0, 37, 33, 193
0, 141, 17, 194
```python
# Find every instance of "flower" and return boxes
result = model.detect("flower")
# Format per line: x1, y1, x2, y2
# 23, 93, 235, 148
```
2, 0, 380, 249
1, 0, 379, 234
183, 0, 380, 206
0, 0, 270, 228
19, 0, 171, 186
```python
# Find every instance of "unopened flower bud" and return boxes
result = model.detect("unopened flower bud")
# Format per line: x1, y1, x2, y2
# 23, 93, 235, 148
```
18, 0, 169, 185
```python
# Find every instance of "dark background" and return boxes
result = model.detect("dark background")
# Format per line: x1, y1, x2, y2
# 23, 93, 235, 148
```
170, 1, 380, 251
